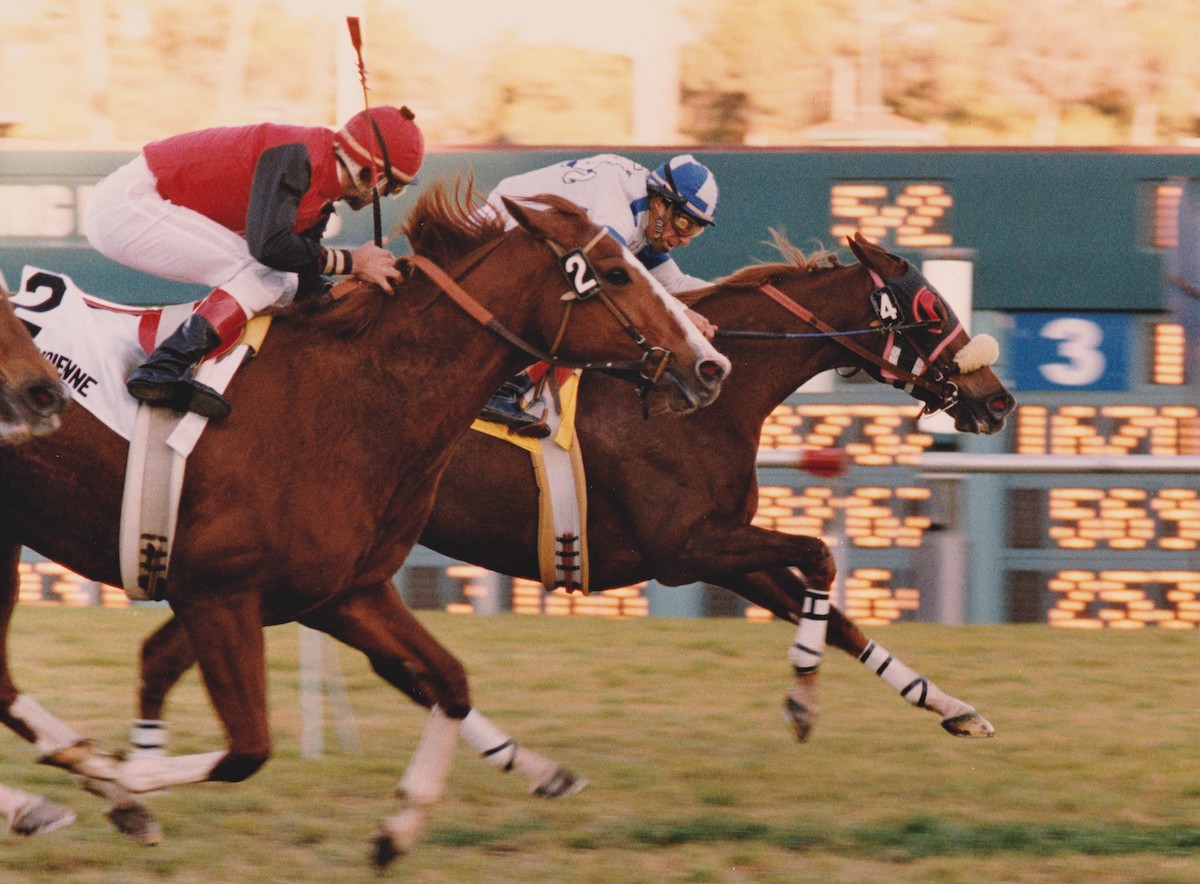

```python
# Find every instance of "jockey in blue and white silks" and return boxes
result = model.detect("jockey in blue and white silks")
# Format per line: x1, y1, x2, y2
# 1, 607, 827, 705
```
480, 153, 720, 436
485, 153, 718, 296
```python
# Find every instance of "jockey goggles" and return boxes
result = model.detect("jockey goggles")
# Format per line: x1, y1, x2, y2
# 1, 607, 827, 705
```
665, 202, 708, 237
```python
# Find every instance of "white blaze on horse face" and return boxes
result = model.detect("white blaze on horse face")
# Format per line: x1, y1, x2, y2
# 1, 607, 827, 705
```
621, 246, 730, 374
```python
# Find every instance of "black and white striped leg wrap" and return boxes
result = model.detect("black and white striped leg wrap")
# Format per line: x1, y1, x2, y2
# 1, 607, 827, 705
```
787, 584, 831, 675
460, 710, 518, 772
130, 718, 168, 756
859, 641, 929, 707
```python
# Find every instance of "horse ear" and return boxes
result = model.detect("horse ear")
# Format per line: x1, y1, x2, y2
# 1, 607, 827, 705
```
501, 195, 544, 235
846, 233, 905, 277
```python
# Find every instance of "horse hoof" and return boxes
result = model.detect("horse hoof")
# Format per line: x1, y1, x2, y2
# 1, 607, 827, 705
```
782, 691, 818, 743
941, 710, 995, 738
532, 767, 587, 799
370, 830, 402, 869
106, 803, 164, 846
10, 798, 76, 837
371, 809, 423, 868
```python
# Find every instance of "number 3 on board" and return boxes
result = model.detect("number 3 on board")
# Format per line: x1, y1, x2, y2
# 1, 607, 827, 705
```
1008, 312, 1131, 392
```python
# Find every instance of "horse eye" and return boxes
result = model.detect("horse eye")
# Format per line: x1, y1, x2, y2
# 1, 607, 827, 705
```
603, 267, 631, 285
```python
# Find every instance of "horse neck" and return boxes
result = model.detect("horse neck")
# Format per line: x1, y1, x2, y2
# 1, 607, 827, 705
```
697, 265, 869, 433
323, 240, 553, 440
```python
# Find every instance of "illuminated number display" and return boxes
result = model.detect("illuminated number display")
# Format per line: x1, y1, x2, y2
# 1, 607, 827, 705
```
1015, 404, 1200, 455
1007, 312, 1132, 391
1046, 571, 1200, 629
829, 181, 953, 249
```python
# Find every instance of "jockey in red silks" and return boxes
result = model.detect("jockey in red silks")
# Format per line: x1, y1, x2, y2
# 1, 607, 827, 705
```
85, 106, 424, 420
478, 153, 720, 437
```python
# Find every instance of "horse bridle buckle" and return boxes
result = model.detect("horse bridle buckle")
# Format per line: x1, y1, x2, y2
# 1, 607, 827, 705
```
638, 347, 671, 383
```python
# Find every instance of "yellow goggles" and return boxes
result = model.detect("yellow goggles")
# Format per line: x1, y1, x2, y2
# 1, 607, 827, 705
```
669, 208, 707, 237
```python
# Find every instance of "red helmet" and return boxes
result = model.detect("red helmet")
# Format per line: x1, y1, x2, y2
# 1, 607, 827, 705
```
335, 105, 424, 192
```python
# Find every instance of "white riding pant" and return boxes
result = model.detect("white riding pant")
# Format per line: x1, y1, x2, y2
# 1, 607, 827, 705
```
84, 154, 297, 316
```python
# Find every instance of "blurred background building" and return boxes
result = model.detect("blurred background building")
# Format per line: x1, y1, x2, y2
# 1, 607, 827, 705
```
3, 0, 1200, 148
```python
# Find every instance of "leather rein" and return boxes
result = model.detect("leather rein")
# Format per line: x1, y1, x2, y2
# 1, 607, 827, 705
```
394, 230, 673, 384
719, 271, 964, 415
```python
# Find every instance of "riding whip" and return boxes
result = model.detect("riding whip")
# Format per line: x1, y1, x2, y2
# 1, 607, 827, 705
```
346, 16, 383, 246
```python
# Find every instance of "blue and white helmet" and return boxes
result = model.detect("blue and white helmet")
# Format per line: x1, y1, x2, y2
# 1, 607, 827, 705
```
647, 154, 719, 226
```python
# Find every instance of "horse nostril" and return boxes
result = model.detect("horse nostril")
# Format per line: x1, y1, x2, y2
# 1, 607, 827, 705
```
699, 360, 725, 382
990, 394, 1013, 415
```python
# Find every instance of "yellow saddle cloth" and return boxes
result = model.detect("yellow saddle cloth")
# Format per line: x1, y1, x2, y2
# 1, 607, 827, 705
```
469, 372, 590, 593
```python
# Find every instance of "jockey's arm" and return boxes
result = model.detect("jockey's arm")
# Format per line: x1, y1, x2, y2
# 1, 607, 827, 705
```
245, 145, 399, 293
245, 144, 323, 273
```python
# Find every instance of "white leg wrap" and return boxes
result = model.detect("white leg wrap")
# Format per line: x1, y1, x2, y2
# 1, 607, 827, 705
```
787, 585, 830, 674
0, 784, 34, 819
117, 750, 225, 793
9, 694, 85, 754
397, 706, 460, 806
129, 719, 168, 757
460, 709, 519, 772
858, 641, 931, 708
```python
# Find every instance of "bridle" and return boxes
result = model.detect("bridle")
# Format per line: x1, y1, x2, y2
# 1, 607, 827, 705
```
394, 227, 675, 384
725, 265, 967, 416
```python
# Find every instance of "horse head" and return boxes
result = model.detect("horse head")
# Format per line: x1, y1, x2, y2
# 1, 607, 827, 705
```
0, 291, 69, 444
500, 193, 729, 412
844, 233, 1013, 434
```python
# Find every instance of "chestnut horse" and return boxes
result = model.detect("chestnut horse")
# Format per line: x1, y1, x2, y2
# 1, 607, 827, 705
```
0, 291, 69, 444
0, 182, 728, 863
127, 234, 1013, 805
0, 292, 76, 836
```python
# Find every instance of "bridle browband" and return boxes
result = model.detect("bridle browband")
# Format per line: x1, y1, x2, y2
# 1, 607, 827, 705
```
719, 269, 965, 416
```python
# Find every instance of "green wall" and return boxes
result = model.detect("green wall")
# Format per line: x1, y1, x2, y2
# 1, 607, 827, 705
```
3, 146, 1199, 309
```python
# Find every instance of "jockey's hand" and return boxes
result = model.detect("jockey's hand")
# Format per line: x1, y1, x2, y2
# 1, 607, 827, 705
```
686, 307, 717, 340
350, 241, 402, 293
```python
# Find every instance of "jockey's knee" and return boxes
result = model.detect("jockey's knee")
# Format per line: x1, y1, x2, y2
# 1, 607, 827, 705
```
209, 748, 270, 782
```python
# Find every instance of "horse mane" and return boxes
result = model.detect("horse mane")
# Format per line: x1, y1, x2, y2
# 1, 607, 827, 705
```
276, 175, 506, 338
677, 229, 843, 307
398, 173, 506, 265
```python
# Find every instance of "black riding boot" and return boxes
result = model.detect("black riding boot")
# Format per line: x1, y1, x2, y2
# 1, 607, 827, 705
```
480, 373, 550, 438
126, 315, 231, 420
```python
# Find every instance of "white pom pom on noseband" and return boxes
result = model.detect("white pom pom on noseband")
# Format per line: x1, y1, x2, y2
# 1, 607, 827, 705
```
953, 333, 999, 374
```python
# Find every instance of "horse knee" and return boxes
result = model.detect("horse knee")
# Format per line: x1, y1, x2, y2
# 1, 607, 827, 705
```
802, 541, 836, 589
209, 748, 270, 782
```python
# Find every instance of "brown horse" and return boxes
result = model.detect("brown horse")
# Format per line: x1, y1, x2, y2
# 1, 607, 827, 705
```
0, 291, 69, 444
0, 292, 77, 836
128, 234, 1012, 801
0, 181, 728, 863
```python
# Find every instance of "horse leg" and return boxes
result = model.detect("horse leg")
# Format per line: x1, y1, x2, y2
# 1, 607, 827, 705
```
298, 582, 469, 866
460, 709, 586, 798
133, 612, 584, 810
826, 607, 994, 737
712, 565, 993, 739
714, 568, 827, 743
66, 611, 181, 846
112, 590, 270, 793
131, 615, 195, 758
0, 538, 124, 782
0, 783, 75, 836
